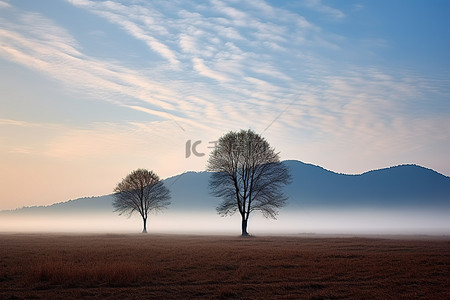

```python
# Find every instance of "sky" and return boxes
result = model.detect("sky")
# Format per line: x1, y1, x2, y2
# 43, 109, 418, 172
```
1, 0, 449, 210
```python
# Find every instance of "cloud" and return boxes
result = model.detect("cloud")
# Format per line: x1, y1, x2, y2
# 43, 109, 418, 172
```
0, 118, 60, 130
0, 9, 198, 126
95, 11, 179, 67
0, 1, 10, 8
192, 57, 229, 82
64, 0, 323, 90
0, 117, 189, 171
67, 0, 180, 67
211, 0, 248, 22
0, 118, 35, 127
303, 0, 346, 19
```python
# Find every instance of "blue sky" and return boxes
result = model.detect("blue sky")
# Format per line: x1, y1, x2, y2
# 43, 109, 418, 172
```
0, 0, 449, 210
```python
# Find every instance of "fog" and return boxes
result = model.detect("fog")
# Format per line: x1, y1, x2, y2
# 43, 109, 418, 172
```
1, 209, 449, 235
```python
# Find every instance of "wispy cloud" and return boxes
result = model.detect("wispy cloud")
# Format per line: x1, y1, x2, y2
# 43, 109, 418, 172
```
0, 8, 198, 128
0, 118, 61, 129
192, 57, 229, 82
303, 0, 346, 19
62, 1, 316, 131
0, 118, 37, 127
0, 116, 188, 170
0, 1, 10, 8
66, 0, 179, 66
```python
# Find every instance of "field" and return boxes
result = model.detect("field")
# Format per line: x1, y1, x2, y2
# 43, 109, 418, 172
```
0, 234, 449, 299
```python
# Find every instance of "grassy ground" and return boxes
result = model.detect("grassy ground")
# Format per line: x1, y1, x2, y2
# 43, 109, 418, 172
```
0, 233, 449, 299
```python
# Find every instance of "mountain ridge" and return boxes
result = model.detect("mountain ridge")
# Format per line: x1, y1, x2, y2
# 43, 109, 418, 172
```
1, 160, 449, 214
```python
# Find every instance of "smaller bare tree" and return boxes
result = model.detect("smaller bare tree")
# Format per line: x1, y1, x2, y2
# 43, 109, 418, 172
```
113, 169, 170, 233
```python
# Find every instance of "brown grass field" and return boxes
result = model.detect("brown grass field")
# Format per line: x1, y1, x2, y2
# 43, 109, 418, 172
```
0, 234, 449, 299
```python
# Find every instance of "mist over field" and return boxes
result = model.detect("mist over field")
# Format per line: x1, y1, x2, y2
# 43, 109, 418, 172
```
1, 209, 449, 235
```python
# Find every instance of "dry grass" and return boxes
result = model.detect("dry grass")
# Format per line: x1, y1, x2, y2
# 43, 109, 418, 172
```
0, 233, 449, 299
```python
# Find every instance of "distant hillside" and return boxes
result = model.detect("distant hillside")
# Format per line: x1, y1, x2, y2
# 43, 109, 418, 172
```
284, 160, 450, 208
1, 160, 449, 216
1, 195, 114, 215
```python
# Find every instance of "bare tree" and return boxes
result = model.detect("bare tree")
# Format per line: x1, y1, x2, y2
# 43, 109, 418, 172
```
207, 129, 291, 236
113, 169, 170, 233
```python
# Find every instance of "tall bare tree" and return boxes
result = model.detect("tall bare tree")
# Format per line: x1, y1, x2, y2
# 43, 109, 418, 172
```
207, 129, 291, 236
113, 169, 170, 233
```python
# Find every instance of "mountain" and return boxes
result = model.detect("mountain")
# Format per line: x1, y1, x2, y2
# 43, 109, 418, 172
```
1, 160, 449, 216
284, 160, 450, 209
1, 195, 114, 215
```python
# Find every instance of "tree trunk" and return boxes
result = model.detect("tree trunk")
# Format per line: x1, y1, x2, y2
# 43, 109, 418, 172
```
142, 217, 147, 233
241, 218, 249, 236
